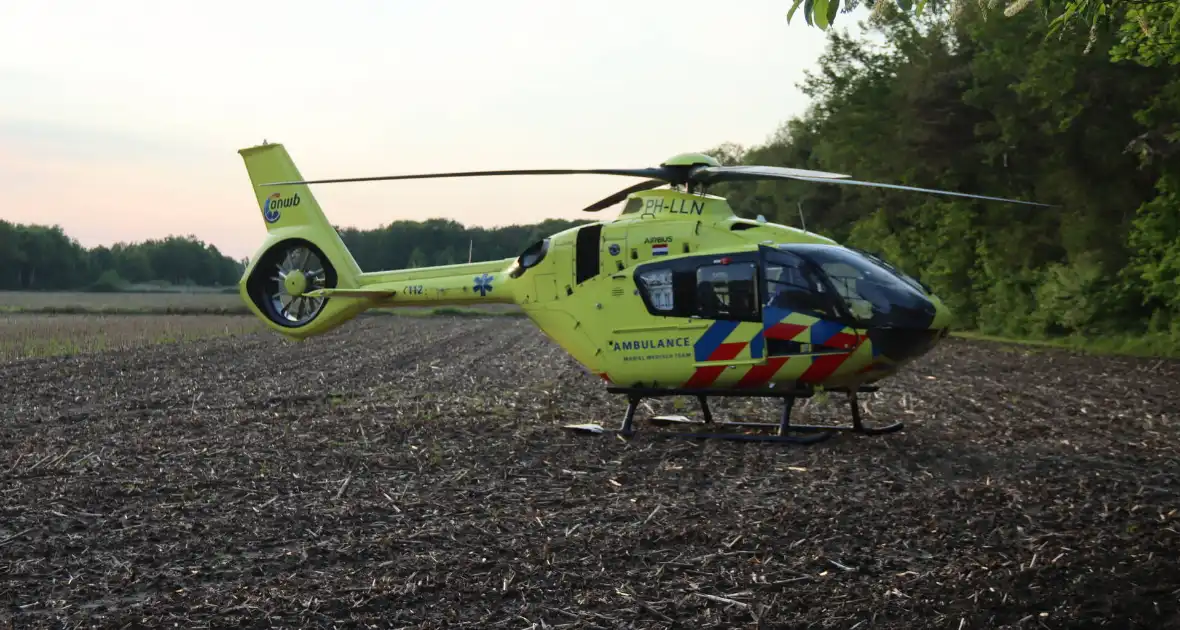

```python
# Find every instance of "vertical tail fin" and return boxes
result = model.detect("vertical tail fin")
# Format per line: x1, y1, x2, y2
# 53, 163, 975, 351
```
236, 142, 368, 339
238, 143, 361, 271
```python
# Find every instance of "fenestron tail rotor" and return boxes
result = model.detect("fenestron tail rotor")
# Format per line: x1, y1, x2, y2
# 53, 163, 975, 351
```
259, 150, 1052, 210
253, 240, 336, 328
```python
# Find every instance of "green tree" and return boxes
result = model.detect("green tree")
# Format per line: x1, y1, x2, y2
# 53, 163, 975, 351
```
0, 223, 247, 290
786, 0, 1179, 69
721, 0, 1177, 345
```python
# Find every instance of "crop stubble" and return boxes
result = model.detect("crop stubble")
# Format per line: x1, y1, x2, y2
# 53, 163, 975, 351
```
1, 316, 1178, 628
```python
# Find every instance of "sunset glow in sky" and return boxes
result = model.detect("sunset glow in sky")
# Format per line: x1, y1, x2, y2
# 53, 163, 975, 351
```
0, 0, 853, 260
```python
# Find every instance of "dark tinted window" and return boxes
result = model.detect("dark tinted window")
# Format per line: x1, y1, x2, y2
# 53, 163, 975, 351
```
637, 267, 675, 312
696, 263, 759, 321
763, 249, 841, 320
634, 256, 760, 322
781, 244, 936, 328
508, 238, 550, 278
850, 247, 929, 293
575, 224, 603, 284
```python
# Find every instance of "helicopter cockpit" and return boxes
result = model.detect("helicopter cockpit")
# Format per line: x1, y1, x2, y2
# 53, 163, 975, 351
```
765, 244, 937, 331
764, 243, 947, 362
633, 242, 945, 362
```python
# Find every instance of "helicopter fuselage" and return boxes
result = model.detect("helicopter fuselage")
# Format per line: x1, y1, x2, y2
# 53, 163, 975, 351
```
501, 189, 950, 391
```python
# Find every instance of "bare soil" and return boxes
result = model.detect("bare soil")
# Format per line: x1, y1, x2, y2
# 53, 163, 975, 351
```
2, 316, 1178, 629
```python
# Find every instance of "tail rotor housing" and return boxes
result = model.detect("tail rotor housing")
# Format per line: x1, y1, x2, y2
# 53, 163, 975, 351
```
237, 142, 369, 339
245, 238, 339, 328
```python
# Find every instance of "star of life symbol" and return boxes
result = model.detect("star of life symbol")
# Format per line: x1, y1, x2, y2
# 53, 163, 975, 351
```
474, 273, 494, 296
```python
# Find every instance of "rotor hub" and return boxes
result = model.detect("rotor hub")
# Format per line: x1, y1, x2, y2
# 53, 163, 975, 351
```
660, 152, 721, 168
283, 269, 310, 296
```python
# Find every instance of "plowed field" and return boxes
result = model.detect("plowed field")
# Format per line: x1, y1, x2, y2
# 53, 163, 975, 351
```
2, 315, 1178, 628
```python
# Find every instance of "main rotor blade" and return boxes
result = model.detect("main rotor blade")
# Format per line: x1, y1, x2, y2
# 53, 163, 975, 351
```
691, 165, 852, 185
786, 175, 1055, 207
582, 179, 667, 212
262, 167, 670, 187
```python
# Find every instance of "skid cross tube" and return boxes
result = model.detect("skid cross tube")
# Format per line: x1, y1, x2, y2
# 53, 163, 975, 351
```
563, 384, 903, 444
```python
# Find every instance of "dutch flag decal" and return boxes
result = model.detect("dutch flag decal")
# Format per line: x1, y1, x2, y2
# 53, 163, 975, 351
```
651, 243, 669, 256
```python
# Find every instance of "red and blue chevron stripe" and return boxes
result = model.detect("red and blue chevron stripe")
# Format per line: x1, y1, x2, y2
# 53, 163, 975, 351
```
682, 308, 868, 389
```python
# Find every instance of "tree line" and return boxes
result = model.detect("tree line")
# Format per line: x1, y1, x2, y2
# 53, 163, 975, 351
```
704, 0, 1177, 344
0, 217, 589, 291
0, 221, 245, 291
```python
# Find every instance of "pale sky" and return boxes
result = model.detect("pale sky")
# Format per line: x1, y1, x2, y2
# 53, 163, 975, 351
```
0, 0, 859, 261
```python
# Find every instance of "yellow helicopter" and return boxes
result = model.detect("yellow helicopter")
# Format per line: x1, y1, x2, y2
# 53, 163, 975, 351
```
237, 142, 1049, 444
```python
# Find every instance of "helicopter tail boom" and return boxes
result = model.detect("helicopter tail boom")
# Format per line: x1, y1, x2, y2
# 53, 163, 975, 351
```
337, 261, 518, 308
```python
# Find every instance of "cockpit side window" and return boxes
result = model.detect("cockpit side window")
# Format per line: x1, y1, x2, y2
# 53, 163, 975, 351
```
777, 243, 936, 328
815, 261, 876, 322
762, 249, 842, 321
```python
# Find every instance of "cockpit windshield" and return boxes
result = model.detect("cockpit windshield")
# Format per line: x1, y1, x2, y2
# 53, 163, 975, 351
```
773, 244, 935, 329
848, 246, 930, 294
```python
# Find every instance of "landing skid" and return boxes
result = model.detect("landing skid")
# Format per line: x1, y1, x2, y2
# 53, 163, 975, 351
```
564, 385, 902, 444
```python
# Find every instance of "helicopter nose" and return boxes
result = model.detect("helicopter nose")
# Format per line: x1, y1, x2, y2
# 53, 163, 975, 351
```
867, 327, 946, 363
865, 294, 952, 363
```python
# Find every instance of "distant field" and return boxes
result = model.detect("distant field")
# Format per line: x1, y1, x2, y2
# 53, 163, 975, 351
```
0, 313, 267, 361
0, 291, 523, 316
0, 291, 521, 361
0, 290, 246, 314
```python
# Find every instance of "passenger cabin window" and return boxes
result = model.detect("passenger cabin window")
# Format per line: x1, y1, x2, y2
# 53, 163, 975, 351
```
637, 268, 675, 312
635, 258, 760, 322
696, 263, 759, 321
